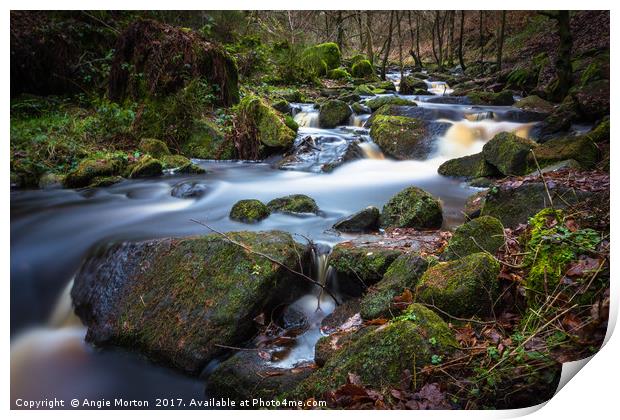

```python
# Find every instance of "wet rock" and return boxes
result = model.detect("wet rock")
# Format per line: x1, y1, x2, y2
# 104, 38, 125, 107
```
206, 351, 315, 401
399, 76, 427, 94
63, 156, 126, 188
482, 132, 539, 176
352, 84, 376, 96
438, 152, 499, 179
271, 98, 290, 114
279, 306, 309, 331
291, 304, 457, 398
129, 156, 163, 178
88, 176, 123, 188
267, 194, 319, 215
160, 155, 205, 174
365, 96, 416, 111
320, 298, 361, 333
573, 79, 610, 121
532, 96, 579, 140
351, 102, 371, 114
338, 93, 361, 104
333, 206, 380, 233
360, 254, 429, 320
71, 231, 311, 374
416, 252, 500, 317
183, 118, 236, 160
441, 216, 505, 261
467, 90, 515, 106
424, 95, 472, 105
464, 191, 487, 220
469, 177, 495, 188
351, 59, 374, 78
318, 100, 352, 128
236, 95, 296, 149
273, 88, 303, 103
170, 181, 208, 199
138, 138, 170, 158
373, 81, 396, 91
380, 186, 443, 229
38, 173, 64, 189
514, 95, 555, 114
328, 67, 352, 80
370, 115, 431, 160
230, 199, 270, 223
526, 135, 599, 170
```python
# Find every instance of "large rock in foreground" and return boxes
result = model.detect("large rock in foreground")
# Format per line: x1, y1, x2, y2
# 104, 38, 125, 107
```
441, 216, 505, 261
370, 115, 431, 160
319, 100, 352, 128
482, 132, 538, 176
71, 231, 310, 374
333, 206, 380, 233
438, 152, 498, 179
380, 186, 443, 229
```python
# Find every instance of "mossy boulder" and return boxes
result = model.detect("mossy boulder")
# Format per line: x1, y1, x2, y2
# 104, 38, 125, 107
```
318, 100, 352, 128
468, 90, 515, 106
333, 206, 380, 233
129, 156, 163, 178
360, 254, 429, 320
88, 176, 123, 188
438, 152, 499, 179
71, 231, 310, 374
183, 118, 236, 160
573, 79, 610, 121
291, 304, 457, 398
527, 135, 599, 170
399, 76, 427, 94
301, 43, 341, 76
271, 99, 290, 114
273, 88, 302, 103
369, 115, 430, 160
236, 95, 297, 149
229, 199, 270, 223
206, 351, 314, 401
482, 132, 538, 176
160, 155, 205, 174
266, 194, 319, 215
441, 216, 505, 261
416, 252, 500, 317
38, 172, 64, 189
138, 138, 170, 158
329, 244, 403, 297
380, 186, 443, 229
365, 96, 416, 111
64, 156, 126, 188
327, 67, 351, 80
351, 59, 374, 78
353, 84, 376, 96
514, 96, 555, 114
351, 102, 371, 114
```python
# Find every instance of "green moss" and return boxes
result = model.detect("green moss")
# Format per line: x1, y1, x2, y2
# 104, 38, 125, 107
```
129, 156, 163, 178
236, 95, 296, 149
272, 88, 302, 102
64, 154, 127, 188
524, 209, 602, 305
527, 135, 599, 170
360, 254, 429, 320
88, 175, 123, 188
514, 96, 555, 113
482, 132, 539, 176
318, 100, 352, 128
266, 194, 319, 214
327, 67, 351, 80
380, 186, 443, 229
373, 81, 396, 91
182, 118, 236, 160
438, 152, 498, 179
229, 199, 270, 223
302, 42, 341, 71
365, 96, 416, 111
586, 117, 609, 143
351, 59, 374, 78
468, 90, 515, 106
138, 138, 170, 158
399, 76, 427, 94
369, 115, 428, 160
442, 216, 505, 261
291, 304, 457, 398
329, 245, 403, 290
272, 99, 290, 114
353, 84, 376, 96
416, 252, 500, 317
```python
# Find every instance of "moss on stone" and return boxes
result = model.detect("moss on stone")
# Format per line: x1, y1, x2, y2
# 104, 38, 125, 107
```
88, 175, 123, 188
138, 138, 170, 158
236, 95, 297, 149
438, 152, 499, 179
318, 100, 352, 128
416, 252, 500, 317
291, 304, 457, 398
527, 135, 599, 170
266, 194, 319, 215
365, 96, 416, 111
272, 99, 290, 114
399, 76, 427, 94
64, 155, 127, 188
129, 156, 163, 178
182, 118, 236, 160
482, 132, 539, 176
351, 60, 374, 78
380, 186, 443, 229
441, 216, 505, 261
160, 154, 206, 174
229, 199, 270, 223
514, 96, 555, 113
468, 90, 515, 106
369, 115, 429, 160
360, 254, 429, 320
301, 43, 341, 77
353, 84, 376, 96
327, 67, 351, 80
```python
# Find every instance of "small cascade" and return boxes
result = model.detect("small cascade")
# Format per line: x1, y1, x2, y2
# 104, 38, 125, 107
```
48, 278, 82, 328
358, 142, 385, 159
426, 80, 454, 96
349, 113, 371, 128
292, 104, 320, 128
465, 111, 495, 121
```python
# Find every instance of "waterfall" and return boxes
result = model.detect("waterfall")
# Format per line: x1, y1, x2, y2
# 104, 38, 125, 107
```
358, 142, 385, 160
293, 104, 320, 128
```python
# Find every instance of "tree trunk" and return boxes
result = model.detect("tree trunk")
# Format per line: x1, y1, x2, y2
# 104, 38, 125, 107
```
416, 13, 421, 67
396, 11, 404, 79
479, 11, 484, 63
496, 11, 506, 72
431, 14, 440, 67
459, 11, 466, 70
407, 11, 422, 69
539, 11, 573, 100
448, 11, 455, 66
366, 11, 374, 64
357, 11, 364, 52
336, 11, 344, 53
381, 11, 395, 81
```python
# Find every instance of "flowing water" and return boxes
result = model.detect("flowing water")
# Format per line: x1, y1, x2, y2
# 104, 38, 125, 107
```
10, 72, 540, 406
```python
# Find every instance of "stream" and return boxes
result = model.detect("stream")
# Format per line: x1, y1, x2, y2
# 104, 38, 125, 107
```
10, 72, 539, 406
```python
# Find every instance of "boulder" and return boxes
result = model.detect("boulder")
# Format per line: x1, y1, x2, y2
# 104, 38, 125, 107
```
573, 79, 610, 121
482, 132, 539, 176
138, 138, 170, 158
333, 206, 380, 233
441, 216, 505, 261
328, 67, 351, 80
129, 156, 163, 178
360, 254, 429, 320
526, 135, 599, 170
291, 304, 457, 398
266, 194, 319, 215
71, 231, 311, 374
416, 252, 500, 317
88, 176, 123, 188
514, 95, 555, 114
236, 95, 297, 149
230, 199, 270, 223
369, 115, 430, 160
38, 173, 64, 189
301, 42, 341, 72
171, 181, 209, 199
271, 99, 290, 114
183, 118, 236, 160
380, 186, 443, 229
438, 152, 499, 179
399, 76, 427, 94
351, 60, 374, 78
365, 96, 416, 111
318, 100, 352, 128
467, 90, 515, 106
63, 156, 126, 188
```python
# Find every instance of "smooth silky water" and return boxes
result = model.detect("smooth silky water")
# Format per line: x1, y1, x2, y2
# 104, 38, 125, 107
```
10, 73, 536, 404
